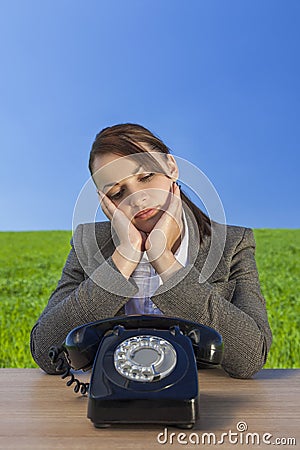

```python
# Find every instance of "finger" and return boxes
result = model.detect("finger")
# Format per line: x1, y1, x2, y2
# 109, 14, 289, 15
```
167, 184, 181, 212
97, 190, 109, 212
100, 201, 112, 221
97, 189, 106, 206
173, 182, 181, 197
97, 190, 116, 221
98, 189, 112, 204
166, 186, 183, 229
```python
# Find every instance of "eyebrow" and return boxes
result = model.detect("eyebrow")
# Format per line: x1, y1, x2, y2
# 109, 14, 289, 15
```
103, 165, 144, 189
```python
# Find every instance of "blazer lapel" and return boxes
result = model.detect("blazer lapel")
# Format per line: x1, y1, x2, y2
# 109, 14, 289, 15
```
184, 205, 228, 283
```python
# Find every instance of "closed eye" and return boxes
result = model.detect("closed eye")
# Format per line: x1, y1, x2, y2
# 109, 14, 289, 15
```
109, 173, 155, 200
140, 172, 155, 182
109, 189, 124, 200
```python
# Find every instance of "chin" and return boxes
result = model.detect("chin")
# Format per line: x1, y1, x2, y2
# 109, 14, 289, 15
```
134, 215, 161, 234
136, 222, 156, 234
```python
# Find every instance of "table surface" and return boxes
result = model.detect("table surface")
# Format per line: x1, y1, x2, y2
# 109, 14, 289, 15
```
0, 368, 299, 450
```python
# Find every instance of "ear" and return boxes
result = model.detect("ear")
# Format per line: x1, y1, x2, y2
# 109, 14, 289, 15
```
165, 155, 179, 181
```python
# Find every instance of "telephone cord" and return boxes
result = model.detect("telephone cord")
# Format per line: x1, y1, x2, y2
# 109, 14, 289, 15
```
48, 346, 90, 395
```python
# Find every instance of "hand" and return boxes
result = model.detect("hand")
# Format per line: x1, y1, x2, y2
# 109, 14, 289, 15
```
98, 190, 146, 264
145, 182, 183, 263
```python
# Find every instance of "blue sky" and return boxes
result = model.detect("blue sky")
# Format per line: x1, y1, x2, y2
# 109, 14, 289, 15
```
0, 0, 299, 231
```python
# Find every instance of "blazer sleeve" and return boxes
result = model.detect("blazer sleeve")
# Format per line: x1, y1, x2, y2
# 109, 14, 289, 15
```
151, 228, 273, 379
30, 224, 138, 374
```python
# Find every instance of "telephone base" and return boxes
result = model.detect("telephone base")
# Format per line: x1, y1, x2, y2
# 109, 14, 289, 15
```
94, 423, 194, 429
56, 316, 223, 429
87, 325, 200, 428
94, 423, 112, 429
88, 398, 198, 428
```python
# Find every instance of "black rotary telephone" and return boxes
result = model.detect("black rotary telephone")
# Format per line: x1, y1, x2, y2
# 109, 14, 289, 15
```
49, 315, 223, 429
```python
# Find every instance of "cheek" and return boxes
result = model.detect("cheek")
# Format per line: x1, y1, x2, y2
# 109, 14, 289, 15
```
151, 180, 171, 198
155, 185, 172, 209
116, 202, 135, 221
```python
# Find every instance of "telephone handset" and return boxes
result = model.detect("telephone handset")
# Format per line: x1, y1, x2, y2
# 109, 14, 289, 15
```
50, 315, 223, 429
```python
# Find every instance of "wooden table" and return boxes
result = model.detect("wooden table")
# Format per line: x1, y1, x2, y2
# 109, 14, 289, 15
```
0, 368, 299, 449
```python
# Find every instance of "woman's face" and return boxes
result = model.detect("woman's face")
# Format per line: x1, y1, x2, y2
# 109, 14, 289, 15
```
92, 151, 179, 233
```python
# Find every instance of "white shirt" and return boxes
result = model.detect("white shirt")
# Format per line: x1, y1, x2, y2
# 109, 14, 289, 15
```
125, 209, 189, 315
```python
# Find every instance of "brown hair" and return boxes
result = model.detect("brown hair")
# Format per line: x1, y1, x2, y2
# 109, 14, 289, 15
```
89, 123, 211, 243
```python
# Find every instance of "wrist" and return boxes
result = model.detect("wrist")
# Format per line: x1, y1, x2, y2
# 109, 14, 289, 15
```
112, 247, 141, 280
150, 249, 183, 282
117, 244, 142, 263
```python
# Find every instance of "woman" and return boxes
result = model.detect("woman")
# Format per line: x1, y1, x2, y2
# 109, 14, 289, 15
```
30, 123, 272, 378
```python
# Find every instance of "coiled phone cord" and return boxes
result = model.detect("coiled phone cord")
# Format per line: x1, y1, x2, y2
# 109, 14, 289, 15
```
49, 346, 90, 395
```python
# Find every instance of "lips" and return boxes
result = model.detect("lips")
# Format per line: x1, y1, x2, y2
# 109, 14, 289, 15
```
134, 208, 157, 219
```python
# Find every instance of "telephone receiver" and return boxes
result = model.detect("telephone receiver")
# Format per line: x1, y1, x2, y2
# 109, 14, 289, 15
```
54, 315, 223, 429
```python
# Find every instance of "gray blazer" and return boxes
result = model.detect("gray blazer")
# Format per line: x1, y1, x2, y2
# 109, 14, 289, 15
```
30, 205, 272, 378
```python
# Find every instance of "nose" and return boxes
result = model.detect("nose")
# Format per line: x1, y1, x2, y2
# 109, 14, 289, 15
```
128, 188, 150, 208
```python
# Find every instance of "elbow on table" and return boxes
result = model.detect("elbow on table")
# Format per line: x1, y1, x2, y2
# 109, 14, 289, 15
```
32, 353, 66, 375
224, 362, 264, 380
30, 328, 65, 375
223, 338, 271, 379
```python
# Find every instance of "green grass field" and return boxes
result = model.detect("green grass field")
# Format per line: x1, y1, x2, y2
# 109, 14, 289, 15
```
0, 229, 299, 369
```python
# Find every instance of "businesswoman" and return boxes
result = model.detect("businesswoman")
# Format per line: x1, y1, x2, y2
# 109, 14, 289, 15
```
30, 123, 272, 378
